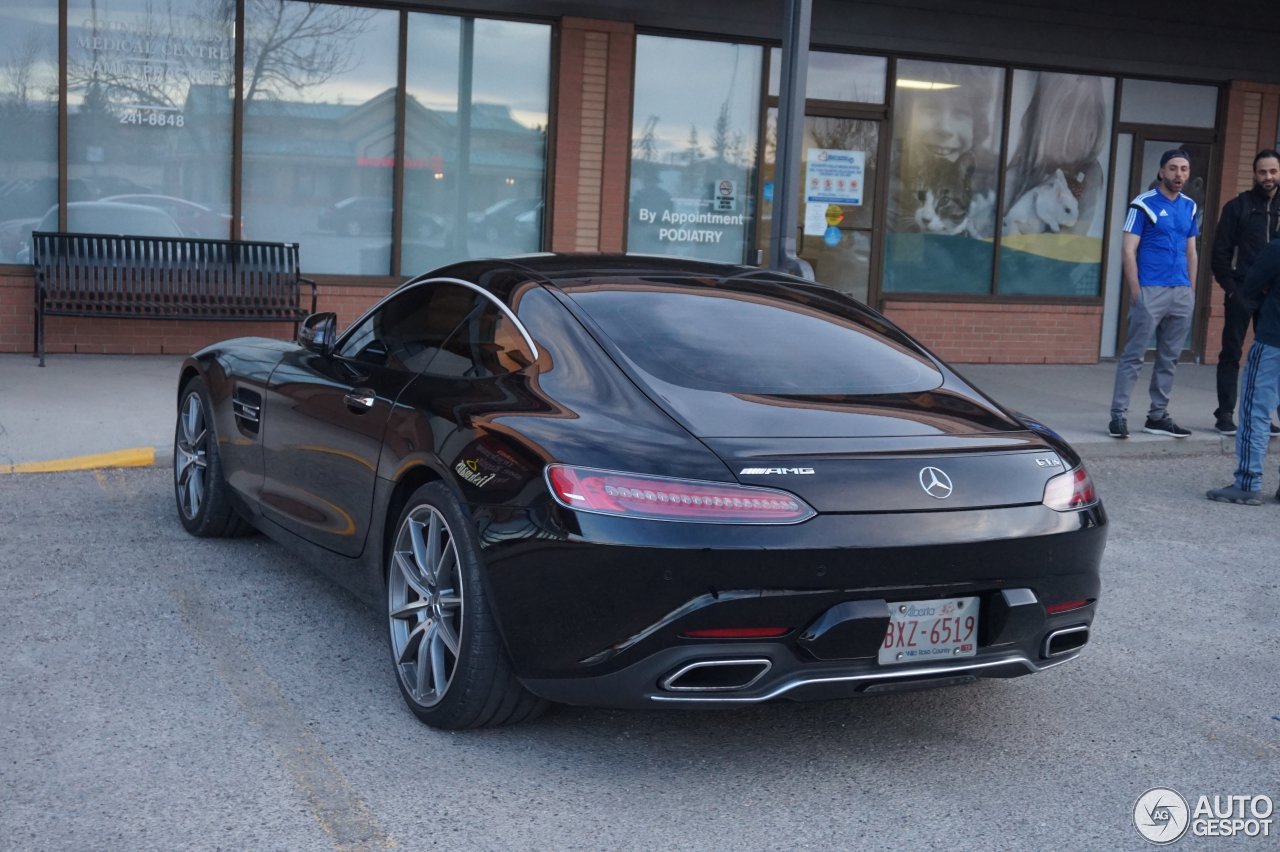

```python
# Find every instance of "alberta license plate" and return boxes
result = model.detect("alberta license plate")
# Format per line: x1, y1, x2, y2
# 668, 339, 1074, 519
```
878, 597, 979, 665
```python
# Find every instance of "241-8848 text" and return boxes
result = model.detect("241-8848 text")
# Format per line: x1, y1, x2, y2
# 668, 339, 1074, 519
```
120, 110, 185, 127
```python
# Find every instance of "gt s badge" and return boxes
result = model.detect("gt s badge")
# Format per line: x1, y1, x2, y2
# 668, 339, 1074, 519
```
739, 467, 815, 475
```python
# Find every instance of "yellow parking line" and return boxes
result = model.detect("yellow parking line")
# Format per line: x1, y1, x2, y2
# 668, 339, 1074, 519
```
1, 447, 157, 474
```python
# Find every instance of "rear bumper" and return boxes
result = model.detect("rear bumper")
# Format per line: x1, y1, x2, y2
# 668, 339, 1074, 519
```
477, 501, 1105, 706
518, 596, 1095, 709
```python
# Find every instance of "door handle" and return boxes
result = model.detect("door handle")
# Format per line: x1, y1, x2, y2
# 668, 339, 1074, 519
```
344, 388, 376, 411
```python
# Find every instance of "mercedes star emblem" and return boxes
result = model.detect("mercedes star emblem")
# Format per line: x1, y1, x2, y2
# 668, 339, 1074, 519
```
919, 466, 953, 499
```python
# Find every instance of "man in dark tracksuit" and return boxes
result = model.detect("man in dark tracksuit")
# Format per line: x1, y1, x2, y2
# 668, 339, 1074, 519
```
1210, 148, 1280, 436
1207, 239, 1280, 504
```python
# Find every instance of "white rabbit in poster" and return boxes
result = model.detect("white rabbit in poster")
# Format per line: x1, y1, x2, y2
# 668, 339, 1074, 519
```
1003, 168, 1079, 235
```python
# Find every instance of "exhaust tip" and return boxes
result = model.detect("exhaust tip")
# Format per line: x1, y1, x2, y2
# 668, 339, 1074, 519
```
660, 659, 771, 692
1042, 625, 1089, 659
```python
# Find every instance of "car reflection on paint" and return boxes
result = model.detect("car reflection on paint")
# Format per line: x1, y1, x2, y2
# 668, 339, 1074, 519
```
173, 254, 1106, 730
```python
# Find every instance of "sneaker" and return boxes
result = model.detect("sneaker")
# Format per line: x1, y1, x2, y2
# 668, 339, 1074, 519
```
1271, 422, 1280, 439
1214, 414, 1237, 436
1206, 485, 1263, 505
1143, 416, 1191, 438
1107, 416, 1129, 439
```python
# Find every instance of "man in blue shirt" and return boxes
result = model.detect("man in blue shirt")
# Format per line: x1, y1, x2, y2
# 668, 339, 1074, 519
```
1108, 149, 1199, 438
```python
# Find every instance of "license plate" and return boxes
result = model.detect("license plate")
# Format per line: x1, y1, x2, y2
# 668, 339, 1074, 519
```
878, 597, 979, 665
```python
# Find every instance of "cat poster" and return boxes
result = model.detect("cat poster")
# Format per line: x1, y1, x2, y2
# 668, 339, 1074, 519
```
884, 59, 1004, 294
884, 61, 1116, 297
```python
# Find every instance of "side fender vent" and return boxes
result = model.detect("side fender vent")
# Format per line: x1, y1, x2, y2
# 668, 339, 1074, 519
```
233, 387, 262, 434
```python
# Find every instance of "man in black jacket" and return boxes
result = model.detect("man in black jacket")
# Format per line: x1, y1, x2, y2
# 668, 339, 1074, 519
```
1207, 239, 1280, 504
1210, 148, 1280, 436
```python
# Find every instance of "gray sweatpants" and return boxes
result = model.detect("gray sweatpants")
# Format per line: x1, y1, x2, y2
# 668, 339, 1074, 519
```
1110, 285, 1194, 421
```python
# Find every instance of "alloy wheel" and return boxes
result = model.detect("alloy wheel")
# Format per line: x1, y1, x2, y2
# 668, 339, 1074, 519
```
389, 505, 464, 707
174, 391, 208, 520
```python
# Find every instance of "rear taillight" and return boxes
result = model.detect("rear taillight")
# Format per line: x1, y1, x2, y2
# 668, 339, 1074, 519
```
545, 464, 815, 524
1045, 599, 1090, 615
1042, 465, 1098, 511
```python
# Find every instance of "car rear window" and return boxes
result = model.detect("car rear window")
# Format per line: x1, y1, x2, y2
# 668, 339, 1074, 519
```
567, 286, 943, 395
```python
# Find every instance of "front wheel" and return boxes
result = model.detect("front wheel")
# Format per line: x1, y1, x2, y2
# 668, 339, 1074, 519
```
174, 377, 254, 537
386, 482, 546, 729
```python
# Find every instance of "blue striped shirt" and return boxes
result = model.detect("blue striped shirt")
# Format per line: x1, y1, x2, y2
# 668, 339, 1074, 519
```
1123, 189, 1199, 287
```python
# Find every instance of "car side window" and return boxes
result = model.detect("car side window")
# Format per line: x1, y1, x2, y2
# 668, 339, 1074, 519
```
335, 282, 477, 372
425, 301, 534, 378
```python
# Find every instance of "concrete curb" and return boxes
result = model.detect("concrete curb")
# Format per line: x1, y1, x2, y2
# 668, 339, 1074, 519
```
0, 447, 162, 475
1070, 435, 1236, 462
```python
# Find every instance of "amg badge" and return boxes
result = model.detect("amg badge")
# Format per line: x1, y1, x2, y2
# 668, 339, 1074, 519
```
739, 467, 815, 475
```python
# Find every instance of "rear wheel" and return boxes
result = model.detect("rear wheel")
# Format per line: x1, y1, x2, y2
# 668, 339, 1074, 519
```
387, 482, 546, 729
174, 377, 254, 537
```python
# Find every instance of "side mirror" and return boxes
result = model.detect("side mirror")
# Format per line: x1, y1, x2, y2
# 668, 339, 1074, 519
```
298, 312, 338, 354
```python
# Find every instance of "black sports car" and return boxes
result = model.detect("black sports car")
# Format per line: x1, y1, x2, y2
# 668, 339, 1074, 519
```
173, 254, 1106, 729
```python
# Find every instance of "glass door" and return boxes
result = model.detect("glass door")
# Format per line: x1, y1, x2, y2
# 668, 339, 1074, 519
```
758, 110, 881, 304
1114, 135, 1213, 357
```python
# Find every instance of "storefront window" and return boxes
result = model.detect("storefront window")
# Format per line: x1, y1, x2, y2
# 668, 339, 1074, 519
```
66, 0, 234, 239
0, 3, 58, 262
1120, 78, 1217, 129
998, 70, 1114, 296
768, 49, 886, 104
242, 1, 397, 275
883, 60, 1004, 294
402, 15, 550, 276
628, 36, 761, 263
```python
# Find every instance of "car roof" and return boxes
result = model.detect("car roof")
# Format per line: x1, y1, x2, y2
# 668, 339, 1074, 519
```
425, 253, 791, 288
407, 254, 871, 326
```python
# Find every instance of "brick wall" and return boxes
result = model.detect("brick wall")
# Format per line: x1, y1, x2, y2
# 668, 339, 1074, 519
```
0, 271, 32, 354
550, 17, 635, 254
0, 269, 388, 356
883, 300, 1102, 364
1203, 80, 1280, 365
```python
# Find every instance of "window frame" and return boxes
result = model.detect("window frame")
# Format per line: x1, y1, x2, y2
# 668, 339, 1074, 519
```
334, 276, 540, 369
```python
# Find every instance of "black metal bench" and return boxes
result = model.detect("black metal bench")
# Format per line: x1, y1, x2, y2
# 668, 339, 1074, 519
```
32, 231, 317, 366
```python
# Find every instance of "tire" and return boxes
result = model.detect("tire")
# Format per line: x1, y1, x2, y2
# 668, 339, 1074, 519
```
386, 482, 547, 730
174, 377, 254, 538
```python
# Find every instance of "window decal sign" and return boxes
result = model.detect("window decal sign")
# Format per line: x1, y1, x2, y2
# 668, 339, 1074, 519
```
805, 149, 864, 206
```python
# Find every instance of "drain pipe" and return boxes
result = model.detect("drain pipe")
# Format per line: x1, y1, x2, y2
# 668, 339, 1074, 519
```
767, 0, 815, 280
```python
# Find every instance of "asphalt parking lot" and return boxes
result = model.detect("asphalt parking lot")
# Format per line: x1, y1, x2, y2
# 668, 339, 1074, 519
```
2, 451, 1277, 850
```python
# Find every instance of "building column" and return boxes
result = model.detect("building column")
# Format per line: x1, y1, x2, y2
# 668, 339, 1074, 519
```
550, 17, 635, 253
